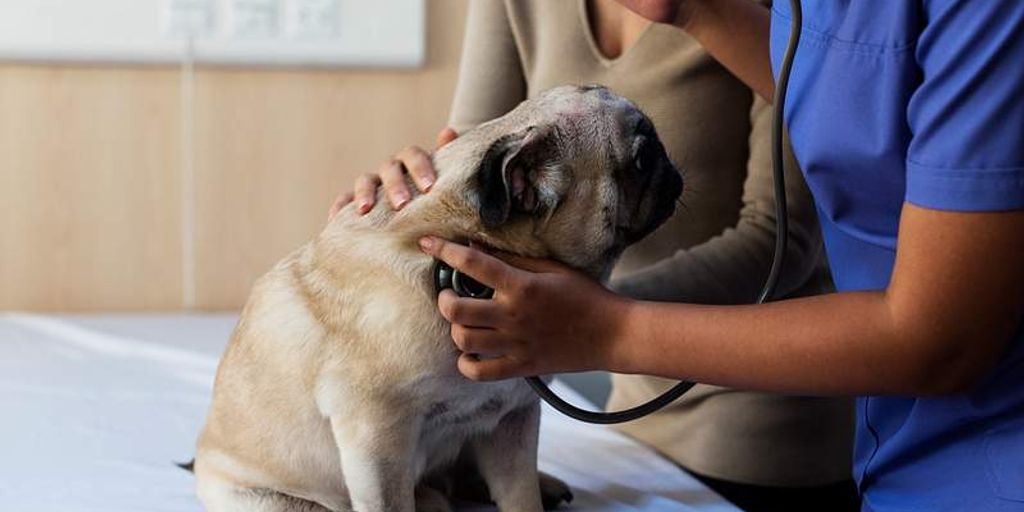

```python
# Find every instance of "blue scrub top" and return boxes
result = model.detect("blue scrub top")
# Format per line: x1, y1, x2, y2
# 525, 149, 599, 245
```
770, 1, 1024, 510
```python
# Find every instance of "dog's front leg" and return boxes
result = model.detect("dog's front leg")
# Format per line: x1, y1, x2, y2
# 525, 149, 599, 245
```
471, 402, 544, 512
330, 411, 420, 512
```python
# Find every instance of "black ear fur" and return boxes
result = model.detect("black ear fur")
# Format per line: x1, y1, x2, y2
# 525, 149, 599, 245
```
476, 132, 524, 229
476, 126, 559, 229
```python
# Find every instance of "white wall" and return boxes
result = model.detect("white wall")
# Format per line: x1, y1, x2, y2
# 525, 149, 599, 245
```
0, 0, 424, 67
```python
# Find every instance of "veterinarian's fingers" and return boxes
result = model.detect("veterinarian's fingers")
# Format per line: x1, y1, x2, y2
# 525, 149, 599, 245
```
450, 324, 505, 355
353, 173, 382, 214
436, 127, 459, 148
379, 159, 412, 209
492, 251, 568, 274
438, 290, 501, 328
328, 191, 354, 221
419, 237, 518, 290
395, 146, 436, 193
457, 353, 519, 381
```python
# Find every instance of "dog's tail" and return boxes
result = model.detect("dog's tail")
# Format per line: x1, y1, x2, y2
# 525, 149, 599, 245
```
175, 458, 195, 473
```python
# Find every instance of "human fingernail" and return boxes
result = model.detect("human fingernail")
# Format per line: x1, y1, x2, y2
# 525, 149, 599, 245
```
358, 201, 370, 213
418, 237, 436, 252
422, 177, 434, 191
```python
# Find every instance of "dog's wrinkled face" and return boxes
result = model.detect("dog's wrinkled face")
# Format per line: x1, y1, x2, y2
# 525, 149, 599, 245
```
467, 85, 683, 277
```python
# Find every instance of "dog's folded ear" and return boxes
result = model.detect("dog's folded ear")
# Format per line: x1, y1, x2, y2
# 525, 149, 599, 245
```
476, 125, 562, 229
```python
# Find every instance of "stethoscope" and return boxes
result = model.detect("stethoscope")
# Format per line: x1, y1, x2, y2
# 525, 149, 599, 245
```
436, 0, 804, 424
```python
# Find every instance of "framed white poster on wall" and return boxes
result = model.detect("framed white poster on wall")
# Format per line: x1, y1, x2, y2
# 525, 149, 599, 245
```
0, 0, 425, 67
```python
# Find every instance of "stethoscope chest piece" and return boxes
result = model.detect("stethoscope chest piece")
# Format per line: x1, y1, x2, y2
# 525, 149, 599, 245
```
434, 260, 495, 299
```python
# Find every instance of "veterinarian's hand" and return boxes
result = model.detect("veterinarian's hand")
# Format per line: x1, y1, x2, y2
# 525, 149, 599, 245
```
328, 128, 458, 220
419, 236, 634, 381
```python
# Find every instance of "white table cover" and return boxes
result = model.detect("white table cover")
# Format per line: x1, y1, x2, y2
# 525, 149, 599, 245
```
0, 313, 737, 512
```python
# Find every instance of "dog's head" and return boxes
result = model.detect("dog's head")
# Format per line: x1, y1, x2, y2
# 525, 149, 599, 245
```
444, 85, 683, 277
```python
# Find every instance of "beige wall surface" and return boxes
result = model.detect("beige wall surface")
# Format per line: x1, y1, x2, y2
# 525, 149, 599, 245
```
0, 0, 467, 311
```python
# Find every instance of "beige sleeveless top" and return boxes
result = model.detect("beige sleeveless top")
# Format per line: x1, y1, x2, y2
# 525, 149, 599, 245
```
448, 0, 853, 486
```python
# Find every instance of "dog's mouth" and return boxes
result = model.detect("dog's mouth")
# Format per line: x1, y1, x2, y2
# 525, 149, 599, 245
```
648, 169, 684, 230
618, 168, 683, 246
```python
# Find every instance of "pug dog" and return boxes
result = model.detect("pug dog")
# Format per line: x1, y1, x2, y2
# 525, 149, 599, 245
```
192, 85, 683, 512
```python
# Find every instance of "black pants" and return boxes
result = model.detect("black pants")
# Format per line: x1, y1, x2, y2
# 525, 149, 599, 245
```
688, 470, 861, 512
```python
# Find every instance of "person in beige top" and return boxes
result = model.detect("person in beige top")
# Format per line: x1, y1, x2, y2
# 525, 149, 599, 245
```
332, 1, 856, 510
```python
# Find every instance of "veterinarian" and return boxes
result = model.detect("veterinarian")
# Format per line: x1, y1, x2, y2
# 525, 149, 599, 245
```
331, 1, 859, 510
411, 1, 1023, 511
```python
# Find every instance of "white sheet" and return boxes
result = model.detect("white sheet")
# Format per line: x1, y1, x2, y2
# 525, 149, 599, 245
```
0, 313, 737, 512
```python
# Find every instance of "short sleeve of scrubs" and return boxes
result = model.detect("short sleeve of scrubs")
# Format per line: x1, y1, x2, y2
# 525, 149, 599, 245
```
906, 0, 1024, 211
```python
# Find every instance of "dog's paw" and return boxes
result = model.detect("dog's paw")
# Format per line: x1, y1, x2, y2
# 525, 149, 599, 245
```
540, 472, 573, 510
439, 467, 572, 510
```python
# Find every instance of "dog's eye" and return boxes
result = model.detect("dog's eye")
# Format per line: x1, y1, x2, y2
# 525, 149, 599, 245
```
633, 136, 652, 171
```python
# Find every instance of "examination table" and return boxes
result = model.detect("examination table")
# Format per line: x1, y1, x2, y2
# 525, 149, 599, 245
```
0, 313, 738, 512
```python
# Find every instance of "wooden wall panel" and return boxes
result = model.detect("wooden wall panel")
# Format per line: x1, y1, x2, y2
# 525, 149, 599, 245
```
193, 0, 467, 309
0, 0, 467, 311
0, 66, 183, 311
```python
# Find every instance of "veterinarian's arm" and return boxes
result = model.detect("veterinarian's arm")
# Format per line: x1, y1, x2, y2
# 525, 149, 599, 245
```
615, 0, 774, 100
420, 206, 1024, 395
446, 0, 529, 134
612, 96, 823, 305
